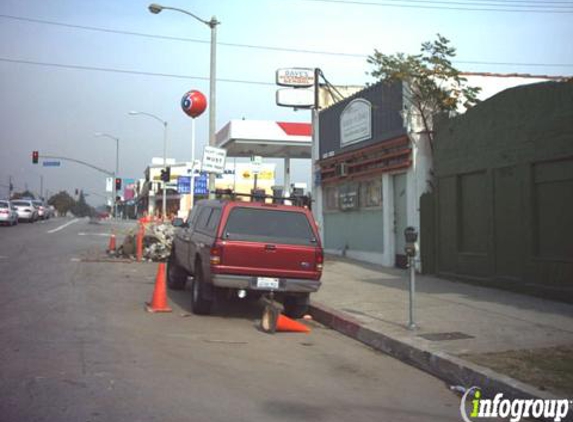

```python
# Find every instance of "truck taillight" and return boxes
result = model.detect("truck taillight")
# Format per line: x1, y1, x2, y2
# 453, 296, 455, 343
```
210, 243, 223, 266
316, 249, 324, 272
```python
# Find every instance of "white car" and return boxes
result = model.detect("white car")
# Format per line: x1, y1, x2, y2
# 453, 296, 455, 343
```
11, 199, 38, 223
32, 199, 50, 220
0, 200, 18, 226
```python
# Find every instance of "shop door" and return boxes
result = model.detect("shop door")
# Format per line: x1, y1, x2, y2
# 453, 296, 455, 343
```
393, 173, 408, 268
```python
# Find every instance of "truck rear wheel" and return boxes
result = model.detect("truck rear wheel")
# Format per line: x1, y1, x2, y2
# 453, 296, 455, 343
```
283, 294, 309, 319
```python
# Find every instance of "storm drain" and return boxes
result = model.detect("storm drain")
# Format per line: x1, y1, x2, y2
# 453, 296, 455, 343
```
417, 332, 475, 341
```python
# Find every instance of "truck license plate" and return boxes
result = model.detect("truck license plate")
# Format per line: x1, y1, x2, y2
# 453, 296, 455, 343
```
257, 277, 279, 289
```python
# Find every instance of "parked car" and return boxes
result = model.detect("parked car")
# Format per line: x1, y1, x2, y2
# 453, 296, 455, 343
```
168, 199, 323, 317
11, 199, 38, 223
0, 200, 18, 226
32, 199, 50, 219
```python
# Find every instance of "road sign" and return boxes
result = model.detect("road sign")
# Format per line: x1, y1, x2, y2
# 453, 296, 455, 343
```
105, 177, 113, 193
251, 155, 263, 175
202, 146, 227, 174
194, 173, 209, 195
177, 176, 191, 194
42, 161, 61, 167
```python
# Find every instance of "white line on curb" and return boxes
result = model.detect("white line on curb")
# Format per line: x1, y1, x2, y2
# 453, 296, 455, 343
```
47, 218, 80, 234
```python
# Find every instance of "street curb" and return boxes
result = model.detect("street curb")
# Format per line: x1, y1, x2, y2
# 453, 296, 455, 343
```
309, 301, 562, 407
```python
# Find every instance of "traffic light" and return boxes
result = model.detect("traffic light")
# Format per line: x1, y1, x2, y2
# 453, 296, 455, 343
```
115, 177, 122, 190
161, 166, 171, 182
32, 150, 39, 164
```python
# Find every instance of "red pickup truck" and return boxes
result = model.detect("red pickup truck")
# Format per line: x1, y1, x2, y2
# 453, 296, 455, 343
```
168, 199, 323, 317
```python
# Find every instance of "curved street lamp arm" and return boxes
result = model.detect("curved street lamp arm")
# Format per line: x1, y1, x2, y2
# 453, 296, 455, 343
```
156, 5, 218, 27
40, 154, 114, 177
129, 111, 167, 127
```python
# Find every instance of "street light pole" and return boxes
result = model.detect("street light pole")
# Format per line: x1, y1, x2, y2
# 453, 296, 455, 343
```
148, 4, 219, 198
95, 132, 120, 219
208, 15, 218, 199
129, 111, 168, 220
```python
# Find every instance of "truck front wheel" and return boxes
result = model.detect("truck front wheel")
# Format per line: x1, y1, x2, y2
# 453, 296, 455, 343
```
167, 253, 187, 290
191, 263, 213, 315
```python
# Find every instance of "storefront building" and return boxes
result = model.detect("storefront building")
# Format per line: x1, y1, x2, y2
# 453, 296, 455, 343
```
316, 81, 431, 268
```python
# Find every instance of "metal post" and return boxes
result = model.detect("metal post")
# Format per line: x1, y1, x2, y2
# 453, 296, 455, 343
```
190, 117, 196, 211
162, 121, 168, 221
40, 175, 44, 199
284, 157, 291, 197
408, 255, 417, 330
207, 16, 218, 199
115, 137, 119, 220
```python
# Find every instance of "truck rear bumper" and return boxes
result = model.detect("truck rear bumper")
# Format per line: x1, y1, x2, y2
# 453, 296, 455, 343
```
212, 274, 321, 293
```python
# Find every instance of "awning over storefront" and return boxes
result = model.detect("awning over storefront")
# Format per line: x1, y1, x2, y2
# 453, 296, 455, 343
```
216, 120, 312, 159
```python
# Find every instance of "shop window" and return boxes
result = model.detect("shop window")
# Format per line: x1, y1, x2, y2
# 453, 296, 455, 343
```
324, 186, 339, 211
360, 177, 382, 208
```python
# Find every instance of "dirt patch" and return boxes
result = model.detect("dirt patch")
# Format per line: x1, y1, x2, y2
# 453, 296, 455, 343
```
462, 345, 573, 396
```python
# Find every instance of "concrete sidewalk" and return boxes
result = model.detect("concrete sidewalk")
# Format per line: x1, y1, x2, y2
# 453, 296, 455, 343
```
310, 255, 573, 404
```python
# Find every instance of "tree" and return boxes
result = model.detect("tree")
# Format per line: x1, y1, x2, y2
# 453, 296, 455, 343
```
11, 190, 35, 200
48, 191, 75, 216
367, 34, 481, 151
71, 191, 94, 217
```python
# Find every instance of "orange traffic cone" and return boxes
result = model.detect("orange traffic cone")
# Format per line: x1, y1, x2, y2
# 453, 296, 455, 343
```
107, 233, 116, 253
146, 262, 172, 313
276, 314, 310, 333
260, 304, 310, 334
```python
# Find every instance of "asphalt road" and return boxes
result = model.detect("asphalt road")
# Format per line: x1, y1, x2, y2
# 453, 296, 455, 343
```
0, 217, 467, 422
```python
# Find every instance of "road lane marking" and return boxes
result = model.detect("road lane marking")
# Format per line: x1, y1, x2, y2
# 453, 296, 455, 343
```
47, 218, 80, 233
78, 232, 111, 237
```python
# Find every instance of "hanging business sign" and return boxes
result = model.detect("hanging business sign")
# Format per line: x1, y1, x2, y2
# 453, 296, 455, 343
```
276, 68, 315, 87
276, 88, 314, 108
340, 99, 372, 147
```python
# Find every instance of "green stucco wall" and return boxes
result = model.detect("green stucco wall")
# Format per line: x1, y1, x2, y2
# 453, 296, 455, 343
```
323, 209, 384, 253
428, 81, 573, 302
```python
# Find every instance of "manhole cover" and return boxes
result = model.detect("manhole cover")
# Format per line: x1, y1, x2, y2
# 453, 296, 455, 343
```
417, 332, 475, 341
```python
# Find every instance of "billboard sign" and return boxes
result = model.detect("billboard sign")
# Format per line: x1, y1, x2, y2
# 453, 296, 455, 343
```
276, 68, 315, 87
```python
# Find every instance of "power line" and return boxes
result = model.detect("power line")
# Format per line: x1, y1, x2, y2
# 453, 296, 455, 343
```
0, 56, 276, 86
1, 14, 572, 68
286, 0, 573, 12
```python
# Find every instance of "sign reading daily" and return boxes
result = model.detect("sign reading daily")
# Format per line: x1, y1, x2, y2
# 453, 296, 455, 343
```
340, 99, 372, 147
276, 68, 315, 87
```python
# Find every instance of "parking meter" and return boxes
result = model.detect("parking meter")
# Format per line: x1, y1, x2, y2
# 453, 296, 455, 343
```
404, 226, 418, 257
404, 226, 418, 330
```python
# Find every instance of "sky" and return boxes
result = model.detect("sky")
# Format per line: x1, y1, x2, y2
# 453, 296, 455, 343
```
1, 0, 571, 205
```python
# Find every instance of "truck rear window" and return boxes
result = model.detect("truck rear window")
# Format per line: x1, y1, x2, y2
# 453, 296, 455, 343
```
223, 207, 317, 246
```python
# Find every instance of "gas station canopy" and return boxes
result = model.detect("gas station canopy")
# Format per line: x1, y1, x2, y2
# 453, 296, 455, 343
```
216, 120, 312, 159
